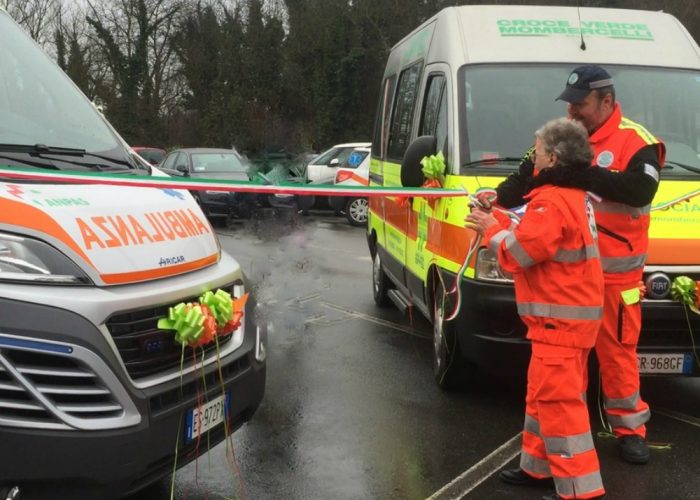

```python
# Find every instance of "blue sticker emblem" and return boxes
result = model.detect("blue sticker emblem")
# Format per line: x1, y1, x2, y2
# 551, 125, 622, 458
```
596, 150, 614, 168
162, 188, 186, 200
348, 152, 363, 167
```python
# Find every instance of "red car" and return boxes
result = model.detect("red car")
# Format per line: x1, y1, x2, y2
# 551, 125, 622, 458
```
132, 146, 166, 166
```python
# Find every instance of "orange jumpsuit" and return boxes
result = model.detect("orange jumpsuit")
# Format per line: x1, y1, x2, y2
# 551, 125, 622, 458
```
588, 104, 664, 438
485, 184, 605, 499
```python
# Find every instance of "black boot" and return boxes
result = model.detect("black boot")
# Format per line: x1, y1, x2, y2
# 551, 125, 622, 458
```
499, 468, 553, 486
618, 435, 650, 464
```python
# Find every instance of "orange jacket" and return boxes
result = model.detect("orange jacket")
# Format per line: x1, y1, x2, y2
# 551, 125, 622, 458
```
589, 104, 665, 284
485, 185, 604, 348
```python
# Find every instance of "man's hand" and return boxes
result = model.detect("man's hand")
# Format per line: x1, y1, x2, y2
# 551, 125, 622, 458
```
465, 207, 499, 236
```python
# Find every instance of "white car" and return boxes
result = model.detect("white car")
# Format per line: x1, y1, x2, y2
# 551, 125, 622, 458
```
328, 147, 371, 226
306, 142, 371, 184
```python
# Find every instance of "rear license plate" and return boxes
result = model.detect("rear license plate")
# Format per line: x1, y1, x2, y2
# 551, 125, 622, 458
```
637, 353, 692, 374
185, 391, 230, 443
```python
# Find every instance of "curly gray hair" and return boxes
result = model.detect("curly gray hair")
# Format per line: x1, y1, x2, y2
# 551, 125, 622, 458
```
535, 117, 593, 169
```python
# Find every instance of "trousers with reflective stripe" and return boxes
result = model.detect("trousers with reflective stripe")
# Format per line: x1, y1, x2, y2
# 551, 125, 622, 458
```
520, 342, 605, 499
594, 283, 650, 437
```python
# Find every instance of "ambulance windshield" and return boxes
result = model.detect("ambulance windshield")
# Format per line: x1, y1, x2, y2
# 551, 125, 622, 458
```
460, 64, 700, 177
0, 12, 120, 158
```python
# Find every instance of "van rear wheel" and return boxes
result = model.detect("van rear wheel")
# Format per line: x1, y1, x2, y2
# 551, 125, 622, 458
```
372, 252, 391, 307
433, 281, 469, 390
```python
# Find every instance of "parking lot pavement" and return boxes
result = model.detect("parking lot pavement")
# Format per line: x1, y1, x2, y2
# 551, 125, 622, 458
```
129, 213, 700, 500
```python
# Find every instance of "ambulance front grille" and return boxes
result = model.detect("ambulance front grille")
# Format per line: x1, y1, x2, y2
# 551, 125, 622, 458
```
106, 283, 238, 380
0, 346, 126, 430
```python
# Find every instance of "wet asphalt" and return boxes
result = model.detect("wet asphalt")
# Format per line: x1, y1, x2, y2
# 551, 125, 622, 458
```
130, 210, 700, 500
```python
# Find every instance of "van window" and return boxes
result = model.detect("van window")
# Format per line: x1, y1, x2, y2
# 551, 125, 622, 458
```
372, 75, 396, 159
387, 62, 423, 161
420, 74, 448, 164
0, 13, 119, 154
459, 64, 700, 178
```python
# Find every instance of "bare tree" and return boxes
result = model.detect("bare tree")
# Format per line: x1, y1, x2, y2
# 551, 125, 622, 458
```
3, 0, 62, 47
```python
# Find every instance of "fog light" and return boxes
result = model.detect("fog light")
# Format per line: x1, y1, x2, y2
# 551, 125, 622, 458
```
255, 325, 267, 362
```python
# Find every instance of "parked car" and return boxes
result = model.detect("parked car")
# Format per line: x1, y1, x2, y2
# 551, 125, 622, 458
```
159, 147, 263, 219
300, 142, 371, 213
328, 147, 370, 226
132, 146, 166, 166
306, 142, 371, 184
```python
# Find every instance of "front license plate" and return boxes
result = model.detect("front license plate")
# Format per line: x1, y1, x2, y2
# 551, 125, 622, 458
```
185, 391, 230, 443
637, 353, 692, 375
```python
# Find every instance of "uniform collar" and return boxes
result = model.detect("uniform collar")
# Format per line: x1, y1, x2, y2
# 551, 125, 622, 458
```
589, 103, 622, 143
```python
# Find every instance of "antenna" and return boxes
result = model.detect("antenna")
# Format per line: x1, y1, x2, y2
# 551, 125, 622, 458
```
577, 6, 587, 51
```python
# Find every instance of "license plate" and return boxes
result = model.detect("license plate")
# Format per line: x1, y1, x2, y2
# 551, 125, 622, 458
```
637, 353, 692, 374
185, 391, 230, 443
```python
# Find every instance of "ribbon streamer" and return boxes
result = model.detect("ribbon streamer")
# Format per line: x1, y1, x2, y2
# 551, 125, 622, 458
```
671, 276, 700, 314
0, 165, 465, 199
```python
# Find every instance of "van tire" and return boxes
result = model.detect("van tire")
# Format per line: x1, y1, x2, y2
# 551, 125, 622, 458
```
372, 252, 391, 307
433, 280, 468, 390
345, 197, 368, 226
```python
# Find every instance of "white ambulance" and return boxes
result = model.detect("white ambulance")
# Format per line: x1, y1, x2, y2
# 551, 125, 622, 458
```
367, 5, 700, 388
0, 9, 265, 498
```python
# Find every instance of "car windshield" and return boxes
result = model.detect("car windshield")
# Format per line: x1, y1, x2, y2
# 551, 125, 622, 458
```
459, 64, 700, 178
191, 152, 246, 173
0, 12, 123, 166
137, 149, 165, 165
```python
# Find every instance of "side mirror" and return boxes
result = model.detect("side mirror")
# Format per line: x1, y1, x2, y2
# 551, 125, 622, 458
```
176, 165, 189, 176
401, 135, 436, 187
329, 158, 340, 166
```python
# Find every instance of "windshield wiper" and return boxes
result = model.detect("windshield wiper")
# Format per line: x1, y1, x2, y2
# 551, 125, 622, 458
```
461, 157, 522, 168
0, 143, 138, 171
0, 143, 86, 155
665, 160, 700, 175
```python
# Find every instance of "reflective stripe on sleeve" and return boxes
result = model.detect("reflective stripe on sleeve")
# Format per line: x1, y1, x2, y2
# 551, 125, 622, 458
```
601, 254, 647, 273
544, 431, 595, 457
504, 232, 535, 268
518, 302, 603, 321
489, 229, 509, 254
553, 244, 599, 263
554, 470, 604, 498
643, 163, 659, 183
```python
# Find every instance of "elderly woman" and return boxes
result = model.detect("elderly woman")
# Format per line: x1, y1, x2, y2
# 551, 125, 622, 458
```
466, 117, 606, 500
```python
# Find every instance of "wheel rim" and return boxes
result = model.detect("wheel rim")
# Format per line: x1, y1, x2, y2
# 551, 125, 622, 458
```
433, 293, 445, 373
373, 252, 381, 295
349, 198, 368, 223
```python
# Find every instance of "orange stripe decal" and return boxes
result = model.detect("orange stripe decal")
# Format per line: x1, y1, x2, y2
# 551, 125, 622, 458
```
100, 253, 219, 284
0, 197, 95, 268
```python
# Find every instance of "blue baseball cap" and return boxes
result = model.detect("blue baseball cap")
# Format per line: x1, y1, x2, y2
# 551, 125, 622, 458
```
556, 65, 614, 103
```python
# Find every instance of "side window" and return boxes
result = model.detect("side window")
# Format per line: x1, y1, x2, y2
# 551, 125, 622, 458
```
372, 75, 396, 159
161, 153, 178, 170
387, 61, 423, 161
313, 147, 340, 166
174, 153, 188, 171
420, 73, 448, 161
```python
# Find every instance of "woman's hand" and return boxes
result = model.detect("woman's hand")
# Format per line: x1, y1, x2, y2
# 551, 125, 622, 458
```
465, 207, 498, 236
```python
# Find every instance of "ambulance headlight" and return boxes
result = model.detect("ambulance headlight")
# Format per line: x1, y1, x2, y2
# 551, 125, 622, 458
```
474, 248, 513, 283
0, 232, 91, 284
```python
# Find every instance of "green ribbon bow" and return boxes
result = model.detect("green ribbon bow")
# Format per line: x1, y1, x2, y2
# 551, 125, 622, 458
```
199, 289, 234, 326
157, 302, 206, 346
420, 151, 446, 181
670, 276, 699, 314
